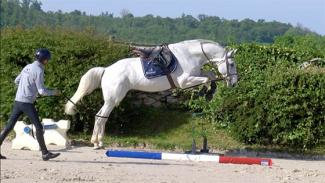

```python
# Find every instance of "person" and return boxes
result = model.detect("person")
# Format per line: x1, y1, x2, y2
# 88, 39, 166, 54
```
0, 48, 61, 161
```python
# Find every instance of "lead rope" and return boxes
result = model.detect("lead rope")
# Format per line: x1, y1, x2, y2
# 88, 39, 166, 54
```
52, 71, 110, 119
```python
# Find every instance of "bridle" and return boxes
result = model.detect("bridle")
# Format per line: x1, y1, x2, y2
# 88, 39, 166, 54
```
60, 42, 237, 118
200, 42, 237, 82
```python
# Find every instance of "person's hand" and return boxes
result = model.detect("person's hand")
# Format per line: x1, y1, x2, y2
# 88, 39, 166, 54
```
53, 89, 61, 96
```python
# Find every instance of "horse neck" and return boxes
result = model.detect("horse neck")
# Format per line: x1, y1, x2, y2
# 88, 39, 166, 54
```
169, 41, 206, 69
200, 40, 226, 59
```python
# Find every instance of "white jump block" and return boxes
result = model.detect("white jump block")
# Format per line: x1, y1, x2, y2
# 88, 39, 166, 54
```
12, 121, 40, 150
12, 118, 70, 151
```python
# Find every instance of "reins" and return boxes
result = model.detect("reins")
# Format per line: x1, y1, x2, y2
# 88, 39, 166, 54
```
200, 42, 238, 82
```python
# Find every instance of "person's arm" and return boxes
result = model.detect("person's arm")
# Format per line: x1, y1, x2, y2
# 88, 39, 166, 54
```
35, 71, 57, 96
14, 73, 22, 85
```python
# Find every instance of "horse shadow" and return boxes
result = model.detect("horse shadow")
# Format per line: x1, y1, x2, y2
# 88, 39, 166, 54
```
105, 104, 192, 137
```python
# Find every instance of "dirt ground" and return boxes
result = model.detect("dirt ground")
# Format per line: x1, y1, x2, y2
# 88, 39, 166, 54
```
1, 140, 324, 183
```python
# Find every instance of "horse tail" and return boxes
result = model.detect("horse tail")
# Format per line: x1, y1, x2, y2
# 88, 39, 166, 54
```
65, 67, 105, 115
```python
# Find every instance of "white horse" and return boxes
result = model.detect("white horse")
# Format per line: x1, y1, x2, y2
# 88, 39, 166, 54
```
65, 39, 238, 149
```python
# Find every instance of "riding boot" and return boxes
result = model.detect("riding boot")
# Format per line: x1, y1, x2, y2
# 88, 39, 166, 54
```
0, 154, 6, 159
42, 152, 60, 161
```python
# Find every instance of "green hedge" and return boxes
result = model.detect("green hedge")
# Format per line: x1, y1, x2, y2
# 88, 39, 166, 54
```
0, 27, 131, 132
228, 67, 325, 148
187, 34, 325, 149
1, 28, 324, 149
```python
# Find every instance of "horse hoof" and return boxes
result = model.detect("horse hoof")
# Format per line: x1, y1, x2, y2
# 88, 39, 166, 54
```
93, 146, 101, 150
93, 143, 101, 150
93, 146, 105, 150
99, 143, 105, 149
198, 86, 208, 97
205, 93, 213, 101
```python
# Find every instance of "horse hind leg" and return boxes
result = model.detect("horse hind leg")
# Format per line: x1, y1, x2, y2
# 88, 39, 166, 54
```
92, 79, 130, 150
91, 102, 114, 149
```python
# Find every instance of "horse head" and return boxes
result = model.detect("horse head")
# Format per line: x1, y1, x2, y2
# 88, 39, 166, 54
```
199, 40, 238, 87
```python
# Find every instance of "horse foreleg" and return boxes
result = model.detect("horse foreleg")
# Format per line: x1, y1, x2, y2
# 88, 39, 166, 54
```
200, 71, 217, 87
199, 71, 218, 100
177, 73, 209, 89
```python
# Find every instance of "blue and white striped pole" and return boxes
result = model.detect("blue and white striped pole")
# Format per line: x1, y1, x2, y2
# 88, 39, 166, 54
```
107, 150, 218, 162
107, 150, 162, 160
106, 150, 272, 166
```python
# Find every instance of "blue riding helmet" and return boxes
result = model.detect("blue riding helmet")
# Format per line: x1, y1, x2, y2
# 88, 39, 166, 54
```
35, 48, 51, 62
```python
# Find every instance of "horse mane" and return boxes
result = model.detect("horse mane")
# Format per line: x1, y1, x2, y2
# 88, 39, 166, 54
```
178, 39, 225, 59
180, 39, 220, 46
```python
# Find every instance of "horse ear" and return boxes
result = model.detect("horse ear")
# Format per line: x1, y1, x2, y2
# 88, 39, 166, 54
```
227, 49, 237, 58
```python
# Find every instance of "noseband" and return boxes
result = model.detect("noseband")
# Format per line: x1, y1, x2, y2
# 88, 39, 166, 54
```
200, 42, 237, 82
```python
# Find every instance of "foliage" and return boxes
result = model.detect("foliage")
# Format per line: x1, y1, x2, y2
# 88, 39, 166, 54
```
1, 1, 324, 150
0, 27, 130, 132
186, 34, 325, 149
0, 0, 316, 45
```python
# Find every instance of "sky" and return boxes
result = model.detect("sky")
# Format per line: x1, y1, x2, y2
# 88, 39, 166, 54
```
39, 0, 325, 35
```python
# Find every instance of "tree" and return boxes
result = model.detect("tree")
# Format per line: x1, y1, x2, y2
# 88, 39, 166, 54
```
120, 8, 133, 18
0, 0, 316, 44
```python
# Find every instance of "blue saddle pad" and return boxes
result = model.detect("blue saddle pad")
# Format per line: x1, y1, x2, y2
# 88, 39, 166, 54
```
141, 55, 178, 79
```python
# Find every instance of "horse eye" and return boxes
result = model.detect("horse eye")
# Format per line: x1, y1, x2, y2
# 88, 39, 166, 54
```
230, 63, 235, 67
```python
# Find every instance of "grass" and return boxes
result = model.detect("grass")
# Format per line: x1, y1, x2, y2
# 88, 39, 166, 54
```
68, 107, 325, 156
69, 108, 244, 152
2, 106, 324, 156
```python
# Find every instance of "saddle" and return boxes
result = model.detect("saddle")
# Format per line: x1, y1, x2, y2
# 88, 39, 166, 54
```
132, 46, 162, 59
131, 45, 174, 67
131, 45, 178, 89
